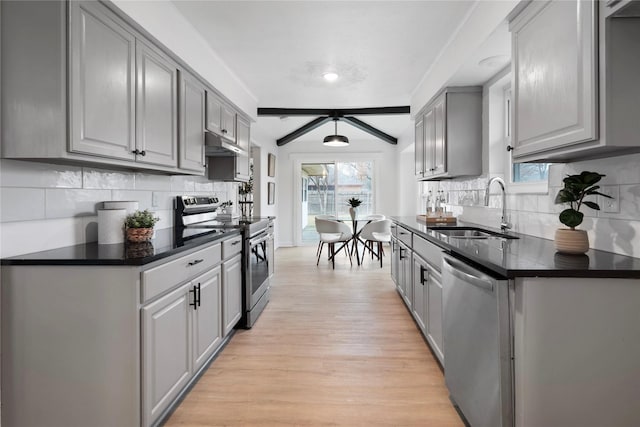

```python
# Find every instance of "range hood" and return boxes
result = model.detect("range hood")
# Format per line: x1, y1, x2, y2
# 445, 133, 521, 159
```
205, 131, 246, 157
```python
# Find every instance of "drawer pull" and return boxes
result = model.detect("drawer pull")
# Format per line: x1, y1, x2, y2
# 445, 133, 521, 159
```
231, 241, 240, 246
188, 259, 204, 266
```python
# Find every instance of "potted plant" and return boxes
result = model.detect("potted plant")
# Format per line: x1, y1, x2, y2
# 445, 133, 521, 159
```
554, 171, 612, 254
125, 209, 160, 242
347, 197, 362, 220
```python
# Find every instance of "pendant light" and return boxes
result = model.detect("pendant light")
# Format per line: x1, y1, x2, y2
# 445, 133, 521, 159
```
323, 118, 349, 147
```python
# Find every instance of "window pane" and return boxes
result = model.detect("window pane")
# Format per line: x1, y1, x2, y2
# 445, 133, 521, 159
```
513, 163, 550, 183
335, 161, 373, 217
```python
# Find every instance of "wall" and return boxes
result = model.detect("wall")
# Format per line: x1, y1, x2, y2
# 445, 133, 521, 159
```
0, 159, 236, 258
111, 0, 258, 120
276, 138, 399, 247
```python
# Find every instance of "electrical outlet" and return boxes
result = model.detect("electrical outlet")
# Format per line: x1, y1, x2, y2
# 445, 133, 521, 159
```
600, 185, 619, 213
151, 192, 159, 208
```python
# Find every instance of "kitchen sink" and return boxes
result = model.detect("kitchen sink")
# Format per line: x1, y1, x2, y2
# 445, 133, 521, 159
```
430, 226, 519, 240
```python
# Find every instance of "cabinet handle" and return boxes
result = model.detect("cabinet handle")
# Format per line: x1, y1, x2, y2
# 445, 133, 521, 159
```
132, 149, 140, 155
222, 129, 227, 134
189, 284, 198, 310
188, 259, 204, 266
399, 232, 407, 235
231, 241, 240, 246
140, 150, 146, 156
196, 283, 201, 307
506, 145, 514, 152
420, 266, 427, 285
399, 248, 406, 260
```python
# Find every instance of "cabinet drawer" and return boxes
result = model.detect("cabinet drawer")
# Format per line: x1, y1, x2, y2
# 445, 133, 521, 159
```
397, 226, 412, 247
222, 235, 242, 259
142, 243, 221, 303
413, 235, 444, 272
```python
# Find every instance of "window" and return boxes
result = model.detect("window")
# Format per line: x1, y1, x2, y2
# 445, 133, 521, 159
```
504, 87, 550, 193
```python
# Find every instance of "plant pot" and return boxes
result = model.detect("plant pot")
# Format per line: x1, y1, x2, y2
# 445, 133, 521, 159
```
349, 207, 356, 220
126, 227, 154, 243
554, 228, 589, 254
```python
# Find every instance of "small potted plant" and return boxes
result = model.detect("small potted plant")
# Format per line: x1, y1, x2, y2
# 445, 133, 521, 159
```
554, 171, 612, 254
125, 209, 160, 243
347, 197, 362, 220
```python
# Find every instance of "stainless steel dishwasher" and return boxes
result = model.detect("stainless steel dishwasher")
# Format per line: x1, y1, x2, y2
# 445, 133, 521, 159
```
442, 254, 513, 427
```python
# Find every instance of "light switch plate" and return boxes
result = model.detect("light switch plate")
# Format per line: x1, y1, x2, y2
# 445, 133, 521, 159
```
600, 185, 619, 213
151, 192, 159, 208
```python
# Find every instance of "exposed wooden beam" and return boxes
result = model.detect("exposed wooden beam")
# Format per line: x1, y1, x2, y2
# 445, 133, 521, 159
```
340, 116, 398, 145
276, 116, 333, 146
258, 106, 410, 117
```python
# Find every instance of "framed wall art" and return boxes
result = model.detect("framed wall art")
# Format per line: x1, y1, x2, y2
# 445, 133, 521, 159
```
268, 153, 276, 177
268, 182, 275, 205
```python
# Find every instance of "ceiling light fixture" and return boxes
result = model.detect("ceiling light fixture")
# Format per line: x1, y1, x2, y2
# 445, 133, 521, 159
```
323, 118, 349, 147
323, 72, 339, 82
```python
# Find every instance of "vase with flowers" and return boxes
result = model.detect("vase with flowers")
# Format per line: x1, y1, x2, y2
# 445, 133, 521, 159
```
347, 197, 362, 220
554, 171, 612, 254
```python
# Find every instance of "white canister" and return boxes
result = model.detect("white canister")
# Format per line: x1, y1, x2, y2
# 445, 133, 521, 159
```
103, 201, 139, 215
98, 208, 127, 244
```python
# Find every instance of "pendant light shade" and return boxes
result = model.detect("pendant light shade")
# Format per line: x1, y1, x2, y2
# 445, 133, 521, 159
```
323, 119, 349, 147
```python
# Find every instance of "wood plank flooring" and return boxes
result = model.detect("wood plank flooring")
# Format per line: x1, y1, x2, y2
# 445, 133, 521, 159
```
165, 245, 463, 426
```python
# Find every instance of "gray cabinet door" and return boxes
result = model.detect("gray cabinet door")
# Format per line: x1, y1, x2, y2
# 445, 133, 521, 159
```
205, 91, 223, 135
179, 70, 205, 173
510, 0, 597, 159
412, 254, 428, 333
432, 95, 446, 175
391, 237, 400, 286
192, 267, 222, 372
221, 105, 237, 141
423, 108, 435, 176
69, 1, 136, 160
398, 243, 413, 309
427, 265, 444, 363
142, 282, 191, 427
136, 40, 178, 167
414, 116, 425, 178
235, 116, 251, 180
222, 254, 243, 337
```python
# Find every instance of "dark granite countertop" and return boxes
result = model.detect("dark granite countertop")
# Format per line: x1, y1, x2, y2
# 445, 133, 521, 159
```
1, 227, 242, 266
391, 216, 640, 279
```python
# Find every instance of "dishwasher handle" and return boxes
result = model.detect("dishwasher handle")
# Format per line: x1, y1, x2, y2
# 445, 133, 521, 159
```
443, 256, 494, 292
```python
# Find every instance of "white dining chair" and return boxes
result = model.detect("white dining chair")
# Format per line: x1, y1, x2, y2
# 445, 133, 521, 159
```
314, 215, 337, 258
359, 219, 392, 268
366, 214, 386, 220
315, 218, 353, 269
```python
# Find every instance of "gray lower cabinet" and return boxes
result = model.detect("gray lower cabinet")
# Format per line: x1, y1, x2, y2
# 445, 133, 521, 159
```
69, 0, 136, 160
179, 70, 206, 173
135, 39, 178, 168
426, 265, 444, 363
411, 253, 428, 332
397, 241, 413, 309
192, 267, 223, 371
391, 236, 400, 286
222, 253, 243, 336
142, 282, 192, 427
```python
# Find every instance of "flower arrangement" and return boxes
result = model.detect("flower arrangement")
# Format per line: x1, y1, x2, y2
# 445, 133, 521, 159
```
239, 164, 254, 196
347, 197, 362, 208
554, 171, 611, 229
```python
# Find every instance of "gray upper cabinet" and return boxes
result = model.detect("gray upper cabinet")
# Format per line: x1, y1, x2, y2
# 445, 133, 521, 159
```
415, 87, 482, 180
235, 116, 251, 180
179, 70, 206, 173
206, 92, 236, 141
69, 1, 136, 161
136, 40, 178, 168
510, 0, 597, 159
510, 0, 640, 162
1, 0, 250, 175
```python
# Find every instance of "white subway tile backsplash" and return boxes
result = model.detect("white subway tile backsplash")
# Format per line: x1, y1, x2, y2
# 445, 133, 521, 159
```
1, 188, 46, 222
0, 159, 82, 188
135, 173, 172, 191
170, 176, 197, 192
0, 217, 87, 257
110, 190, 153, 210
45, 189, 111, 218
83, 168, 135, 189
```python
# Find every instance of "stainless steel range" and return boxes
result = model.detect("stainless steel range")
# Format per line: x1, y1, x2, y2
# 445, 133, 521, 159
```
175, 196, 271, 328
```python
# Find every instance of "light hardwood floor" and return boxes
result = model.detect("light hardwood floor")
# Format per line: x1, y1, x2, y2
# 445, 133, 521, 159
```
166, 245, 463, 426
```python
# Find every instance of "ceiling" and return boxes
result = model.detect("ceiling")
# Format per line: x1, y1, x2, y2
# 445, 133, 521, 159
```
171, 1, 511, 145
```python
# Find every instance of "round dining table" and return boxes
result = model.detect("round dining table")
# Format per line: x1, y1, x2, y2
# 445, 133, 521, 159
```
335, 216, 373, 265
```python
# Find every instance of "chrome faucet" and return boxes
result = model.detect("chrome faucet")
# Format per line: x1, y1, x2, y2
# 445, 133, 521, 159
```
484, 176, 511, 232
